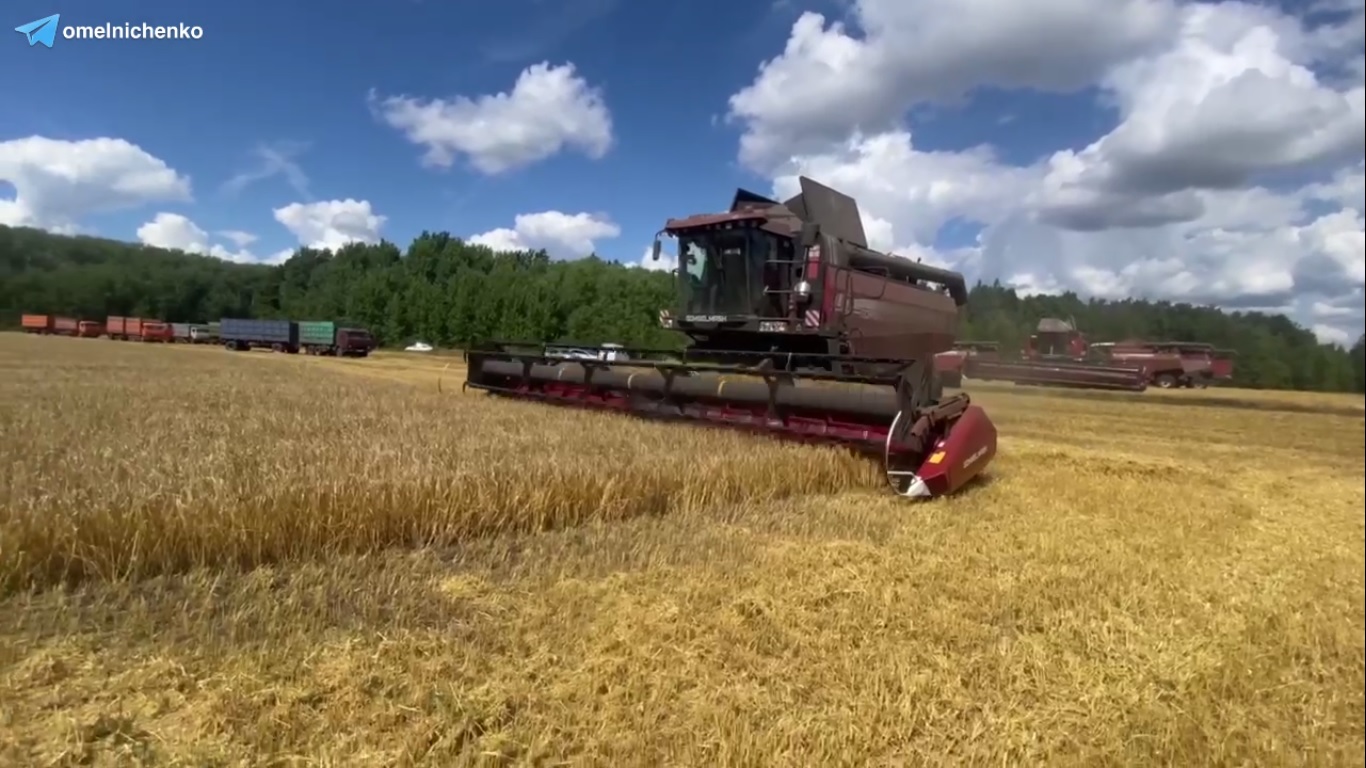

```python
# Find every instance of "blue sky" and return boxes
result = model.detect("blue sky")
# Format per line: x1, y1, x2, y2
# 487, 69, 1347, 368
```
6, 0, 794, 259
2, 0, 1363, 342
3, 0, 1113, 261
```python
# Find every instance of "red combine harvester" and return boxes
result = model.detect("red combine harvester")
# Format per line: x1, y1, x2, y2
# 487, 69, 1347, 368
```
465, 177, 997, 499
936, 319, 1235, 392
935, 342, 1150, 392
1086, 340, 1215, 388
1209, 347, 1237, 382
1140, 341, 1236, 385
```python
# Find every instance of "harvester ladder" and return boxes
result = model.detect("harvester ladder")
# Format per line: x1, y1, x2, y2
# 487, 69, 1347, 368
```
760, 255, 807, 298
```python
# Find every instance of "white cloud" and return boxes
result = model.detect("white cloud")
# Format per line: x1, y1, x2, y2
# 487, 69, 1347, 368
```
470, 210, 619, 259
1035, 1, 1365, 229
0, 136, 191, 233
637, 244, 676, 272
273, 199, 386, 251
217, 230, 258, 248
727, 0, 1181, 172
1312, 323, 1353, 346
370, 62, 613, 175
726, 0, 1366, 342
136, 213, 285, 265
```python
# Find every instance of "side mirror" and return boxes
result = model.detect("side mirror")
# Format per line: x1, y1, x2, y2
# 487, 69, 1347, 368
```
651, 238, 662, 262
799, 222, 819, 248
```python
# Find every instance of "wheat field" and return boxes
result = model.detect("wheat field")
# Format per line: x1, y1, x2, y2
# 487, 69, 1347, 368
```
0, 333, 1362, 767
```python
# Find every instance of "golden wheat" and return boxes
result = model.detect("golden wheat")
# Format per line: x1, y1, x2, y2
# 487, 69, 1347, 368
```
0, 333, 1362, 767
0, 337, 876, 592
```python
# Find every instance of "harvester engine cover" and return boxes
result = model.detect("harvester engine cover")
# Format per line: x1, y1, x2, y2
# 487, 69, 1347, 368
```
463, 343, 997, 500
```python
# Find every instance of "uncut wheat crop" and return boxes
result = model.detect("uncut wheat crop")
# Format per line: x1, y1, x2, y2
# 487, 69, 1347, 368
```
1, 333, 1363, 766
0, 336, 878, 592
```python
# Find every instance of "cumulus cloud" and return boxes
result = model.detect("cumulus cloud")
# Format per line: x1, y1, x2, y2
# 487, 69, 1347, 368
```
726, 0, 1366, 342
1035, 1, 1365, 229
470, 210, 619, 259
370, 62, 613, 175
136, 213, 286, 265
273, 199, 387, 251
728, 0, 1180, 172
0, 136, 192, 233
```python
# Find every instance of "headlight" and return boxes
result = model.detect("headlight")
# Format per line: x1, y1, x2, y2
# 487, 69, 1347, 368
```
794, 280, 812, 299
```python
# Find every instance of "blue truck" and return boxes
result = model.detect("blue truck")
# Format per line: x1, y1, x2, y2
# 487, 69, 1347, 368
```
219, 318, 300, 354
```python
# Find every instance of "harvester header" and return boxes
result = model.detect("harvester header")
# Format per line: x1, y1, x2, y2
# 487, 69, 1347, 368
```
468, 177, 998, 500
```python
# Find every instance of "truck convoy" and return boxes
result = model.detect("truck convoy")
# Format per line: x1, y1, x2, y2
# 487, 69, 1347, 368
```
16, 313, 373, 357
466, 176, 999, 501
218, 318, 375, 357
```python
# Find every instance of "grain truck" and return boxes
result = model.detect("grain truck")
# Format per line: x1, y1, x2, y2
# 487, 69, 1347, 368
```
105, 316, 144, 341
169, 323, 214, 344
189, 323, 219, 344
20, 314, 78, 335
141, 321, 174, 343
20, 314, 51, 334
297, 320, 376, 357
219, 318, 299, 353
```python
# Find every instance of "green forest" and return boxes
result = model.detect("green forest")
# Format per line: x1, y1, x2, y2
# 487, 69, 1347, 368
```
2, 224, 1363, 393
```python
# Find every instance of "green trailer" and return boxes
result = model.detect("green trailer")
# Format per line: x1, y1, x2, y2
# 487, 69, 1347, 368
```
298, 320, 336, 347
297, 320, 376, 357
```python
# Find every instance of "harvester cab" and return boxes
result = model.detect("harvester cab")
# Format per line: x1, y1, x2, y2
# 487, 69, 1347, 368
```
1027, 317, 1088, 359
466, 177, 998, 500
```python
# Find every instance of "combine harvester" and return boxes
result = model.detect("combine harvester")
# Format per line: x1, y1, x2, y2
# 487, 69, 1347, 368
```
934, 332, 1151, 392
465, 177, 998, 500
936, 319, 1234, 392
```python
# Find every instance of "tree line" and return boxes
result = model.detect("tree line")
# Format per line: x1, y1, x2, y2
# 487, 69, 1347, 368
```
1, 224, 1362, 392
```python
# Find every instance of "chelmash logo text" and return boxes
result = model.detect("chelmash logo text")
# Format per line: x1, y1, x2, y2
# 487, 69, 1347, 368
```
14, 13, 204, 48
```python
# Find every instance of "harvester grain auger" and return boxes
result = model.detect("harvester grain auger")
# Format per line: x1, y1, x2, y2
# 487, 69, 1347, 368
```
463, 176, 999, 499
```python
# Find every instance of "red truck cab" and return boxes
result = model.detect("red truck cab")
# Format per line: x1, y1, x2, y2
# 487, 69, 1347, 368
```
140, 322, 174, 342
335, 327, 375, 357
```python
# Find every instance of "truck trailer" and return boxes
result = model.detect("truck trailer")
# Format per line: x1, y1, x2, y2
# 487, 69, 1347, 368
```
20, 314, 51, 334
297, 320, 376, 357
220, 318, 299, 353
105, 316, 144, 341
141, 321, 174, 343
